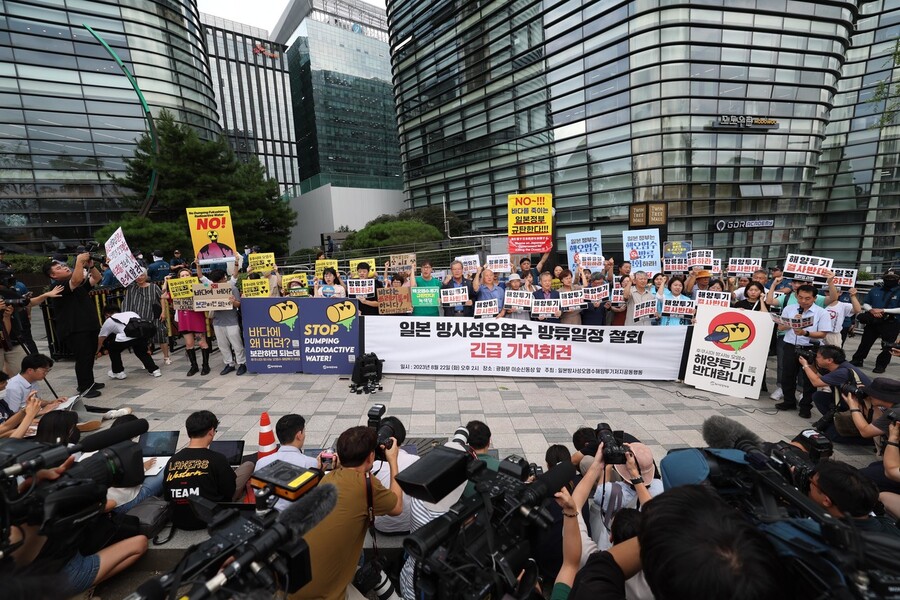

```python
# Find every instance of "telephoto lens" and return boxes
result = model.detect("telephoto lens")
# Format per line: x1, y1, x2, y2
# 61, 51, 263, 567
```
451, 426, 469, 446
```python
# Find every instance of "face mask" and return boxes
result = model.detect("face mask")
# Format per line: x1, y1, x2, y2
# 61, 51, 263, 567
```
885, 278, 898, 289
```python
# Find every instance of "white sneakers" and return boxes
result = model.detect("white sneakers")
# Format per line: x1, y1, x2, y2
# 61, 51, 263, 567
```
769, 387, 784, 401
164, 357, 172, 365
150, 369, 162, 378
108, 370, 127, 380
102, 407, 132, 420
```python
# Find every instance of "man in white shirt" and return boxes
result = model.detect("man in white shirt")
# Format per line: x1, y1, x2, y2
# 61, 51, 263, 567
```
775, 284, 833, 418
371, 416, 419, 534
255, 414, 318, 511
97, 303, 160, 379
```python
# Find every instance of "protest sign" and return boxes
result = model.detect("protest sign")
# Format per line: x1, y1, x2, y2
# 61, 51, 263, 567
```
663, 258, 689, 274
192, 283, 233, 311
241, 298, 303, 374
248, 252, 276, 273
486, 254, 512, 273
168, 277, 198, 299
727, 258, 763, 277
532, 299, 559, 315
104, 227, 143, 287
622, 229, 661, 274
365, 317, 688, 380
687, 250, 715, 270
831, 268, 857, 290
579, 254, 606, 269
584, 284, 609, 302
711, 259, 722, 277
377, 287, 412, 315
695, 290, 732, 308
455, 254, 480, 275
783, 253, 834, 284
315, 259, 339, 279
412, 287, 440, 308
349, 258, 377, 274
662, 298, 696, 316
684, 305, 773, 399
441, 287, 469, 305
565, 231, 602, 274
508, 193, 553, 253
474, 299, 499, 317
610, 283, 625, 305
663, 240, 692, 259
282, 273, 309, 297
633, 299, 657, 321
186, 206, 237, 264
299, 298, 359, 374
347, 279, 375, 296
504, 289, 533, 309
389, 253, 417, 277
560, 289, 585, 311
770, 313, 814, 330
241, 278, 270, 298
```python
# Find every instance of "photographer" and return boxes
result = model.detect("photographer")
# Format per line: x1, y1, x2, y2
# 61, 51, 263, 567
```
463, 420, 500, 496
42, 253, 104, 398
292, 426, 403, 600
806, 460, 900, 538
878, 422, 900, 518
841, 378, 900, 493
800, 345, 872, 443
0, 278, 63, 376
371, 416, 419, 534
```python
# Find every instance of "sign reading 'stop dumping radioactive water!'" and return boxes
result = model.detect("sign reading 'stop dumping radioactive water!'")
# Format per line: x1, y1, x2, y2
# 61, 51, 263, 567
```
508, 193, 552, 253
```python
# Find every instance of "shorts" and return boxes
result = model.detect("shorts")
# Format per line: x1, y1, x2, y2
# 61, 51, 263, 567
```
62, 551, 101, 593
0, 343, 25, 374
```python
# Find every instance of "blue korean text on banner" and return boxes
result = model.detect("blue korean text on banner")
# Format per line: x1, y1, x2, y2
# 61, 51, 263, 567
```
299, 298, 360, 374
565, 230, 603, 274
241, 298, 304, 374
622, 228, 661, 275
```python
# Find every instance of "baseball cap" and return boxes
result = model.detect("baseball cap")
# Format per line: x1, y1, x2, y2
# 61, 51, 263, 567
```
884, 269, 899, 280
696, 270, 712, 278
507, 273, 521, 282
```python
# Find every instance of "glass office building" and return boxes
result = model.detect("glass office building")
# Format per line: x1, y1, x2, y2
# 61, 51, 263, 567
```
0, 0, 218, 254
387, 1, 900, 270
201, 13, 300, 196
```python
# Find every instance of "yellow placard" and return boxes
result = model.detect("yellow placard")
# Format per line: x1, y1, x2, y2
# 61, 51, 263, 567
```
241, 278, 270, 298
349, 258, 377, 274
315, 259, 338, 279
507, 193, 553, 254
248, 252, 276, 272
282, 273, 309, 296
186, 206, 238, 262
168, 277, 198, 299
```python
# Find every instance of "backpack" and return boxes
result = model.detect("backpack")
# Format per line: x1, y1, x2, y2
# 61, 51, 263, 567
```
351, 353, 383, 386
114, 315, 156, 339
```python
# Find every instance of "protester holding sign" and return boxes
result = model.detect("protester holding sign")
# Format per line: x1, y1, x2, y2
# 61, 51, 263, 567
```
441, 260, 475, 317
122, 268, 171, 365
581, 272, 610, 326
733, 282, 768, 313
163, 267, 210, 376
733, 270, 770, 303
206, 267, 246, 376
413, 260, 442, 317
558, 267, 588, 325
353, 262, 383, 316
314, 267, 346, 299
824, 288, 861, 347
685, 268, 712, 299
498, 274, 531, 321
518, 252, 550, 282
472, 266, 505, 311
531, 272, 561, 323
624, 271, 656, 326
657, 277, 694, 326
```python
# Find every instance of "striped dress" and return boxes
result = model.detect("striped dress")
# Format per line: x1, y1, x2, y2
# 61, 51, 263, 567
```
122, 282, 168, 344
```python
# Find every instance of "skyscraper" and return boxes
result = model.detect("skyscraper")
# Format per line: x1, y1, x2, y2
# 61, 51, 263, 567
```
201, 13, 300, 196
0, 0, 219, 253
386, 0, 897, 271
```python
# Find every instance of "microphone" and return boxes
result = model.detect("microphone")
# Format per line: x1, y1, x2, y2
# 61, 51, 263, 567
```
191, 483, 338, 599
2, 418, 149, 477
701, 416, 764, 453
519, 461, 576, 508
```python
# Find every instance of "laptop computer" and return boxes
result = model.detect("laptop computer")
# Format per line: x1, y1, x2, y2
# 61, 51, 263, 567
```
209, 440, 246, 467
53, 382, 96, 412
139, 431, 180, 476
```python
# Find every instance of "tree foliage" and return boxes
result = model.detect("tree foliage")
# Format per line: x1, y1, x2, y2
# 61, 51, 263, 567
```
112, 109, 297, 255
95, 216, 192, 259
361, 206, 469, 238
341, 220, 443, 251
868, 39, 900, 129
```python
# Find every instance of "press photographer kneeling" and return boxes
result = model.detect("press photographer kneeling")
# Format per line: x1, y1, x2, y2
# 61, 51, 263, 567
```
839, 377, 900, 494
799, 345, 872, 444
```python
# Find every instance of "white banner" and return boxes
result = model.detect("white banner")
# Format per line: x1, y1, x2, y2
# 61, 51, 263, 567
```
684, 305, 774, 399
104, 227, 143, 287
663, 258, 689, 274
560, 289, 585, 310
474, 299, 499, 317
783, 253, 833, 284
566, 230, 603, 275
831, 268, 857, 290
696, 290, 732, 307
365, 316, 688, 380
455, 254, 481, 275
347, 279, 375, 296
504, 289, 532, 309
486, 254, 511, 273
584, 284, 609, 302
727, 257, 762, 277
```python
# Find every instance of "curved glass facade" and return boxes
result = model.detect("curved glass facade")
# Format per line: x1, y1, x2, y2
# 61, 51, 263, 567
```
387, 0, 862, 264
0, 0, 219, 253
811, 0, 900, 271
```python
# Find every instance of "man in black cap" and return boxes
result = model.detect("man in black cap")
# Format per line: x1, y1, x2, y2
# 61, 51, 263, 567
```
841, 377, 900, 493
851, 269, 900, 373
169, 249, 187, 273
147, 250, 169, 283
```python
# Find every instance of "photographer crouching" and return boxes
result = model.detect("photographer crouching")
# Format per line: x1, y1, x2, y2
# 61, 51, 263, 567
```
799, 345, 872, 444
838, 377, 900, 494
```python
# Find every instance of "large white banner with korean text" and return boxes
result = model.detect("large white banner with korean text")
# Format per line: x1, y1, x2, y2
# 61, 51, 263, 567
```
364, 316, 687, 380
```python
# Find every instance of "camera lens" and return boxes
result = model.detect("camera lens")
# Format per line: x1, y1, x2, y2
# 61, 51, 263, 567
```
451, 426, 469, 446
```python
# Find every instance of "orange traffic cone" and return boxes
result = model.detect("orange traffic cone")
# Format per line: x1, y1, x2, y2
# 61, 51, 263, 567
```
257, 411, 277, 459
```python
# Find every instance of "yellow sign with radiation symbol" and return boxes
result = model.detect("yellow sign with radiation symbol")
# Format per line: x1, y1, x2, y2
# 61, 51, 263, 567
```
186, 206, 238, 262
269, 300, 299, 331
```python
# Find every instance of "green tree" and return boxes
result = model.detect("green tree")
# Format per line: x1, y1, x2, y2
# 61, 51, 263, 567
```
95, 216, 192, 258
342, 220, 443, 251
868, 39, 900, 129
403, 205, 469, 237
112, 109, 296, 255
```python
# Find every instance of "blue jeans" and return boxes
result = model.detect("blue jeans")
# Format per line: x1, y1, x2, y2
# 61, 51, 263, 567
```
112, 471, 165, 514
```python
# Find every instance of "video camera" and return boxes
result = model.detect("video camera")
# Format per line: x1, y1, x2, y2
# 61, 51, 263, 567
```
395, 427, 576, 600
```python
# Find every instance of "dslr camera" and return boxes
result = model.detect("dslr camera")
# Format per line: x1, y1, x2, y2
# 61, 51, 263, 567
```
839, 381, 868, 400
795, 345, 819, 364
596, 422, 627, 464
367, 404, 405, 460
83, 240, 104, 263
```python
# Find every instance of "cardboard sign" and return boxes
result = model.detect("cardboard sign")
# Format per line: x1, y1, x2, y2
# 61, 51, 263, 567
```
532, 298, 560, 315
282, 273, 309, 297
104, 227, 144, 288
168, 277, 198, 299
508, 193, 553, 253
662, 298, 696, 316
584, 284, 609, 302
347, 279, 375, 296
241, 278, 270, 298
663, 258, 689, 274
663, 240, 692, 259
186, 206, 237, 263
486, 254, 512, 273
474, 299, 499, 317
560, 289, 585, 310
349, 258, 377, 274
248, 252, 276, 273
696, 290, 732, 308
441, 287, 469, 305
411, 287, 440, 308
192, 283, 233, 311
622, 229, 661, 275
783, 253, 833, 284
315, 259, 339, 279
687, 250, 715, 270
633, 299, 657, 321
565, 231, 602, 275
504, 289, 533, 309
455, 254, 480, 275
727, 258, 763, 277
377, 287, 412, 315
831, 268, 857, 290
389, 253, 417, 277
